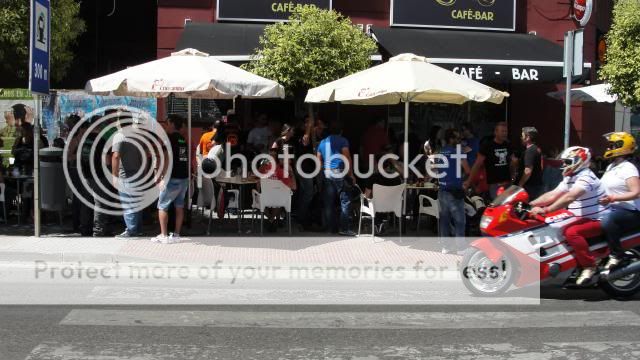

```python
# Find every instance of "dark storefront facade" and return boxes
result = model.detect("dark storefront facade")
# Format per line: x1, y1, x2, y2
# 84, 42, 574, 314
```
157, 0, 616, 154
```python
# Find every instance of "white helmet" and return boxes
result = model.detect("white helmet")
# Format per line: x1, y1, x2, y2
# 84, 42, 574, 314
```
559, 146, 591, 176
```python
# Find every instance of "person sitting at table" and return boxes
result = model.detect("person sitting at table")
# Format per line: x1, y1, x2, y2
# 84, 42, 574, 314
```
362, 145, 404, 234
258, 145, 297, 232
11, 122, 47, 175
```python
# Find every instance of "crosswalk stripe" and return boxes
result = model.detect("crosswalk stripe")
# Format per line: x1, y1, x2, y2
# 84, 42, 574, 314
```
84, 285, 540, 305
60, 309, 640, 329
25, 341, 640, 360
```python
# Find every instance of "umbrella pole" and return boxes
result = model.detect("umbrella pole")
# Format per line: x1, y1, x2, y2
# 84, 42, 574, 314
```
188, 96, 192, 221
401, 100, 410, 238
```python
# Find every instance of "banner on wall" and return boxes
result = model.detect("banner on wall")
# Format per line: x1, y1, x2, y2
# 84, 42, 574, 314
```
40, 91, 157, 143
0, 89, 36, 153
217, 0, 332, 22
391, 0, 516, 31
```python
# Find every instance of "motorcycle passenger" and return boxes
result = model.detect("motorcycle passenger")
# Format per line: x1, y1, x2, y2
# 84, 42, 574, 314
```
598, 132, 640, 270
530, 146, 610, 285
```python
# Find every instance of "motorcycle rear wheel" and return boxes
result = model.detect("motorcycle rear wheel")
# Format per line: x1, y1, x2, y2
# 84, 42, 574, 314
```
461, 248, 516, 296
600, 249, 640, 298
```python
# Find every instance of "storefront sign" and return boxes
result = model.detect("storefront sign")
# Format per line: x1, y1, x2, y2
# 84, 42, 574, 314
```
217, 0, 332, 22
391, 0, 516, 31
573, 0, 593, 27
444, 64, 581, 83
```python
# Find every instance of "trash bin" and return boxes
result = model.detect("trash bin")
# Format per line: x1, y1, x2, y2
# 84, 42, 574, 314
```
39, 147, 66, 212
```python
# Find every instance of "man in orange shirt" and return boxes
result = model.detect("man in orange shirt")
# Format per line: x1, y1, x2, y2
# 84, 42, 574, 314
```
198, 120, 221, 156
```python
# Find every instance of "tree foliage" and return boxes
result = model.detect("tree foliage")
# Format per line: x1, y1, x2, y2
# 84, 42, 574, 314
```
0, 0, 85, 86
599, 0, 640, 107
242, 7, 377, 96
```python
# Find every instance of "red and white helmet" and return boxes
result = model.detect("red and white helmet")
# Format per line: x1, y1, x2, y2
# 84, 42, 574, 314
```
559, 146, 591, 176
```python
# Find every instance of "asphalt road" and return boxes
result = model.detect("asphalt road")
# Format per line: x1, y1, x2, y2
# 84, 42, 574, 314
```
2, 286, 639, 360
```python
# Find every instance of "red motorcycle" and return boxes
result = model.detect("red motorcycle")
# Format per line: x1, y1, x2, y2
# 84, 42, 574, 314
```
461, 186, 640, 297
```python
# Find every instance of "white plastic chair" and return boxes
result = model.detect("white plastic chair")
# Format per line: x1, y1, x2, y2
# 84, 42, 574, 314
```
251, 178, 293, 235
417, 194, 439, 234
0, 183, 7, 223
358, 184, 406, 237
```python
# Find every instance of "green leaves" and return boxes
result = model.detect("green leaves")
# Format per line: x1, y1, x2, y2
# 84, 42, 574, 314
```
598, 0, 640, 107
242, 7, 377, 96
0, 0, 85, 85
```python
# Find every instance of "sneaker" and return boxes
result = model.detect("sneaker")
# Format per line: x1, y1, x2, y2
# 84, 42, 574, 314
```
441, 248, 452, 254
150, 234, 167, 243
604, 255, 621, 270
169, 233, 182, 243
338, 230, 357, 237
576, 267, 597, 286
116, 231, 136, 239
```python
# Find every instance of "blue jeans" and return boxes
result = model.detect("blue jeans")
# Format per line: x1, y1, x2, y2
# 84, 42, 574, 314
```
296, 176, 315, 227
118, 178, 142, 234
157, 178, 189, 210
601, 207, 640, 256
438, 190, 466, 251
323, 172, 352, 233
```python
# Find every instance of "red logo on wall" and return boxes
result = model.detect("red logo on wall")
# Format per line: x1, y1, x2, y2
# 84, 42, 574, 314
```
573, 0, 593, 27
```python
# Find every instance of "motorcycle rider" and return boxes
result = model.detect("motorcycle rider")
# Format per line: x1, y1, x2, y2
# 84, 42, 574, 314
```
598, 132, 640, 269
530, 146, 610, 285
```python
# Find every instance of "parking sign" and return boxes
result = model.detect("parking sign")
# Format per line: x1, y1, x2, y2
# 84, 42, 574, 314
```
29, 0, 50, 95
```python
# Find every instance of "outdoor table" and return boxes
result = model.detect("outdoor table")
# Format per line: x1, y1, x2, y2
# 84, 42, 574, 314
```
5, 173, 34, 225
214, 175, 259, 233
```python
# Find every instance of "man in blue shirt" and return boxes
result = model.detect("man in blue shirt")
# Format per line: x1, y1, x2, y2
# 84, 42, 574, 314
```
436, 129, 470, 254
317, 121, 356, 236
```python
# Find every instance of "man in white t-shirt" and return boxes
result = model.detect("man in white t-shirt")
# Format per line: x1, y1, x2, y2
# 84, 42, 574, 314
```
530, 147, 610, 285
247, 115, 272, 154
598, 132, 640, 269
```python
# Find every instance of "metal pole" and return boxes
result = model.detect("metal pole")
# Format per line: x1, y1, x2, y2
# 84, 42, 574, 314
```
401, 100, 410, 238
187, 96, 192, 211
564, 31, 574, 149
33, 94, 41, 237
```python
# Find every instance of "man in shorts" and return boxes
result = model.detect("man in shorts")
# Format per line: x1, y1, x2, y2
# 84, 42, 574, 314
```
152, 114, 189, 244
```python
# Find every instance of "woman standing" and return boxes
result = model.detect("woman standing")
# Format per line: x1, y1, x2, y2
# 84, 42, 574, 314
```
599, 132, 640, 269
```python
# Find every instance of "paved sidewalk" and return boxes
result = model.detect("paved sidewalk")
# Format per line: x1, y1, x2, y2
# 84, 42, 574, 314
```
0, 235, 459, 266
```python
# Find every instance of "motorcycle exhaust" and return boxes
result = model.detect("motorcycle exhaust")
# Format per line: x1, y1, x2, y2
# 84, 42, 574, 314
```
600, 261, 640, 282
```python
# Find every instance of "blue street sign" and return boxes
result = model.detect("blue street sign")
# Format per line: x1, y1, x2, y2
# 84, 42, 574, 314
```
29, 0, 50, 95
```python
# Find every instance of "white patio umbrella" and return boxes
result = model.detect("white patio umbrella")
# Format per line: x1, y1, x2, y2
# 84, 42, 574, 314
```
306, 53, 508, 166
306, 53, 508, 236
547, 83, 617, 103
85, 48, 285, 209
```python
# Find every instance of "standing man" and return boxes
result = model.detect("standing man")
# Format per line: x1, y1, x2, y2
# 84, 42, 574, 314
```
517, 127, 544, 199
198, 119, 221, 157
436, 129, 470, 254
152, 114, 189, 243
294, 116, 317, 231
317, 121, 356, 236
111, 111, 144, 238
464, 121, 517, 199
247, 114, 271, 154
460, 122, 480, 167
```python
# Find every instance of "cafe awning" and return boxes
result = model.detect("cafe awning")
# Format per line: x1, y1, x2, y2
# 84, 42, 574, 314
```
176, 22, 382, 63
175, 22, 267, 62
372, 26, 590, 84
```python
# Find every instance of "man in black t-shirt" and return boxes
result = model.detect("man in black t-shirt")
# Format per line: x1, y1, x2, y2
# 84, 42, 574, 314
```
153, 114, 189, 244
516, 127, 544, 199
464, 122, 518, 199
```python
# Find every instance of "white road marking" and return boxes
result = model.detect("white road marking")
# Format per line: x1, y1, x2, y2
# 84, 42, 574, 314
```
59, 309, 640, 329
25, 341, 640, 360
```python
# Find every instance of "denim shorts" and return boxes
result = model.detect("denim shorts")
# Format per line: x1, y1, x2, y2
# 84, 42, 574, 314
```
157, 178, 189, 210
